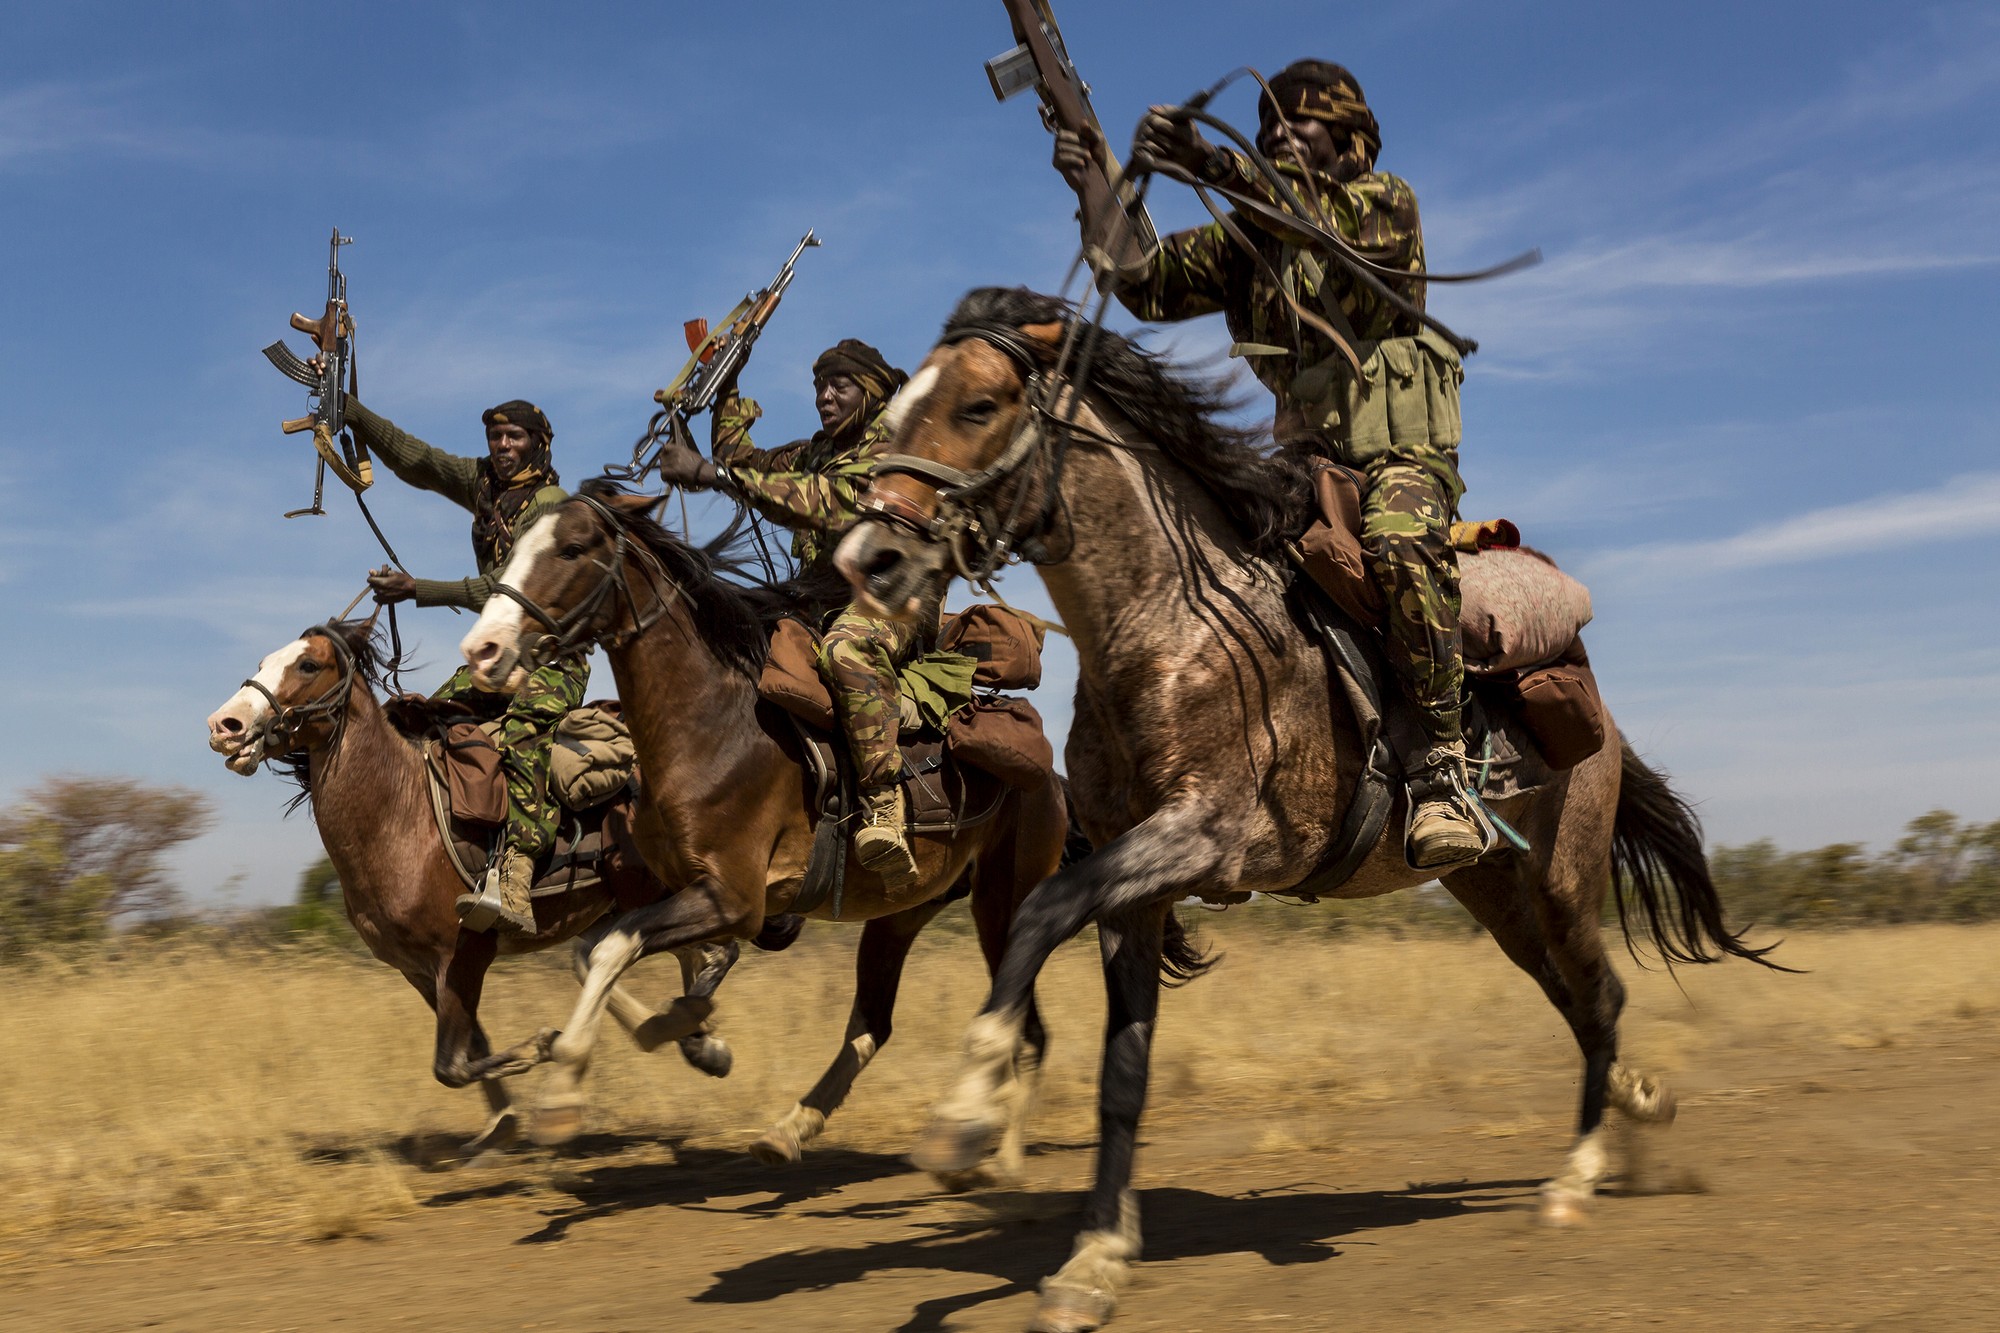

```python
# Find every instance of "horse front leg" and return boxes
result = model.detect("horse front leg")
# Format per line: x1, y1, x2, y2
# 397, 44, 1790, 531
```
752, 899, 948, 1168
424, 931, 521, 1159
1032, 901, 1166, 1333
536, 877, 753, 1144
590, 926, 739, 1077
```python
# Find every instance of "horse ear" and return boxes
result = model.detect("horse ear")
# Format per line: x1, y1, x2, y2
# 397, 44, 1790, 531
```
1020, 321, 1065, 354
604, 492, 659, 517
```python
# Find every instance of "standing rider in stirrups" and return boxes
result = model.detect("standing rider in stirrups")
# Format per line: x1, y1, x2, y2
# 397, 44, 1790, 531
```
351, 397, 587, 934
647, 338, 930, 892
1053, 59, 1486, 870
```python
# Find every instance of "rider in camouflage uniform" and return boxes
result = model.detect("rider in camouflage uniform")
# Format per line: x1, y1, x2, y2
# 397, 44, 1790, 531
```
1055, 59, 1484, 868
651, 339, 931, 891
353, 397, 589, 932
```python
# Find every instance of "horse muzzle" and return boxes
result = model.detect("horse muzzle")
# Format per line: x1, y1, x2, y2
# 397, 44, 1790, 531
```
206, 699, 269, 775
835, 518, 945, 621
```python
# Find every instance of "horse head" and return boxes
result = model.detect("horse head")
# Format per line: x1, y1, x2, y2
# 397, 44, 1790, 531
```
206, 621, 370, 775
836, 309, 1068, 621
459, 485, 663, 691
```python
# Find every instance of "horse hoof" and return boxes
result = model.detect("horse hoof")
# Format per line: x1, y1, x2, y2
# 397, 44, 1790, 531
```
680, 1035, 733, 1079
1537, 1191, 1593, 1228
531, 1103, 585, 1147
1029, 1285, 1114, 1333
931, 1160, 1021, 1194
461, 1110, 521, 1160
749, 1127, 802, 1167
910, 1117, 998, 1176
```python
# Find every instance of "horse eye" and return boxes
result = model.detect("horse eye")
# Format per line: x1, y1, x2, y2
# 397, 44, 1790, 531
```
297, 659, 321, 675
559, 544, 585, 561
960, 399, 998, 425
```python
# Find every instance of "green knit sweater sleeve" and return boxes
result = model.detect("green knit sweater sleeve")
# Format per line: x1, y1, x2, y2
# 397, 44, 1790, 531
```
410, 484, 570, 610
347, 400, 482, 513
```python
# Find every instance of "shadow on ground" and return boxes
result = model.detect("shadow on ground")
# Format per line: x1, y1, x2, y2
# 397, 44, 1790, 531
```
689, 1176, 1538, 1332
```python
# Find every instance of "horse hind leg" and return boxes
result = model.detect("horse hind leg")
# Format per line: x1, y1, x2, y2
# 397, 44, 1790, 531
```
752, 900, 947, 1167
1442, 851, 1661, 1227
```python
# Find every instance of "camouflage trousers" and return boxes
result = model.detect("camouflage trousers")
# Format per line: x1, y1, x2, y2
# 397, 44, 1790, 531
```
818, 598, 937, 790
1353, 447, 1465, 752
432, 657, 592, 860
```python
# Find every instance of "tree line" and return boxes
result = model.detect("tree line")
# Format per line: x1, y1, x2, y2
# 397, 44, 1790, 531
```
3, 776, 1998, 961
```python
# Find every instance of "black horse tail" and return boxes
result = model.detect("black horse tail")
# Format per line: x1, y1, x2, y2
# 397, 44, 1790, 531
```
1611, 742, 1794, 971
1055, 774, 1220, 987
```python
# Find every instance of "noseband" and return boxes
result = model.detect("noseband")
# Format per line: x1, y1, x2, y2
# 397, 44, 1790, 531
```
240, 624, 360, 755
862, 322, 1111, 581
490, 494, 682, 665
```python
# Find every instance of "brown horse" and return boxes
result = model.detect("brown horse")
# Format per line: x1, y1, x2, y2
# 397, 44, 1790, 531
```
206, 620, 738, 1154
454, 487, 1083, 1177
834, 287, 1784, 1331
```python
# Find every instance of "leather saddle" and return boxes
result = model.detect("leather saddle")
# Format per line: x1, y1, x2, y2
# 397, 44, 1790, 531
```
386, 695, 646, 905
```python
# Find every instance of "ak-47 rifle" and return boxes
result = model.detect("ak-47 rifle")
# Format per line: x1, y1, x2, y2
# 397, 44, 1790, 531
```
986, 0, 1156, 269
262, 228, 370, 518
614, 230, 821, 481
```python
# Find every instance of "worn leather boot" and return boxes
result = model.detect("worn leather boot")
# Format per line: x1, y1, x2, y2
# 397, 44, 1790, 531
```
853, 784, 920, 892
456, 847, 538, 935
1406, 743, 1486, 871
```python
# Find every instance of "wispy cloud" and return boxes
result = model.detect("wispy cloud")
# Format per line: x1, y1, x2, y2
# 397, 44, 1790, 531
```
1590, 471, 2000, 577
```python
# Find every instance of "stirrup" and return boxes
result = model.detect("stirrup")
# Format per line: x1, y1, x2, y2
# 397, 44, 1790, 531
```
1402, 746, 1496, 871
457, 860, 535, 935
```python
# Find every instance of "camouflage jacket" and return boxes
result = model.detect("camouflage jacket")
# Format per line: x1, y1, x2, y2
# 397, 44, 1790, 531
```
711, 388, 893, 571
1110, 152, 1439, 449
346, 400, 568, 610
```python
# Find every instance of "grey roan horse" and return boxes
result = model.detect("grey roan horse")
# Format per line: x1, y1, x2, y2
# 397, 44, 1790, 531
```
834, 287, 1783, 1333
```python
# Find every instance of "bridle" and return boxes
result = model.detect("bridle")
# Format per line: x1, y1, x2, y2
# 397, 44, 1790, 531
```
862, 321, 1122, 585
489, 494, 685, 666
239, 624, 360, 758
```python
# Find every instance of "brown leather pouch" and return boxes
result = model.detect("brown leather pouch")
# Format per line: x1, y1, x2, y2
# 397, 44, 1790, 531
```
937, 604, 1047, 690
1515, 661, 1606, 770
434, 723, 508, 826
757, 617, 836, 730
945, 697, 1056, 790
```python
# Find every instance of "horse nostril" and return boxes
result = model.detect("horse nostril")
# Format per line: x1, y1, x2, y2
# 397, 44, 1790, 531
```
217, 716, 243, 735
861, 546, 904, 577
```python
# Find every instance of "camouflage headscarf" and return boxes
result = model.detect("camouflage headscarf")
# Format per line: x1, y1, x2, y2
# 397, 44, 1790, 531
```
472, 399, 559, 570
1260, 60, 1382, 178
811, 339, 908, 441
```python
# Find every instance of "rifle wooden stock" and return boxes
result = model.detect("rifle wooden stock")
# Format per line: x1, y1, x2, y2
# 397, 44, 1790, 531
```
997, 0, 1151, 268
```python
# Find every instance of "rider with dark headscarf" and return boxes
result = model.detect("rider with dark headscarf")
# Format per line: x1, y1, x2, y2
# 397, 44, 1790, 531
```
1052, 58, 1484, 871
349, 394, 589, 935
652, 336, 933, 891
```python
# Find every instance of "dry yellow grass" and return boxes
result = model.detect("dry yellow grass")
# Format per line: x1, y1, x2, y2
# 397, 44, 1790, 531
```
2, 919, 1994, 1260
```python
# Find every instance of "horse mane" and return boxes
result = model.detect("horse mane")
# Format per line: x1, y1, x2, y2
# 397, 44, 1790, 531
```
576, 478, 848, 675
942, 287, 1311, 559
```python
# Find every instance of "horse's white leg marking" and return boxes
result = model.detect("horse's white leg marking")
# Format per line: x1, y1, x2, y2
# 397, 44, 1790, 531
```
751, 1011, 880, 1166
878, 364, 940, 437
1034, 1189, 1141, 1332
1539, 1128, 1610, 1227
1607, 1061, 1678, 1124
533, 925, 645, 1145
909, 1010, 1026, 1176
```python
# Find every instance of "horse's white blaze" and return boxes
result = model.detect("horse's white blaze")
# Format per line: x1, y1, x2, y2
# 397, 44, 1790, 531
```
879, 363, 940, 437
208, 638, 312, 771
462, 512, 559, 661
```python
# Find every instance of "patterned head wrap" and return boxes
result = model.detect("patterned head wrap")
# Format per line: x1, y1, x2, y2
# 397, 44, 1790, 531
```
811, 339, 908, 441
472, 399, 559, 570
1260, 60, 1382, 176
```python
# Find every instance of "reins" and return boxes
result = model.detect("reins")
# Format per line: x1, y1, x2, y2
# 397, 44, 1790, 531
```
490, 494, 688, 666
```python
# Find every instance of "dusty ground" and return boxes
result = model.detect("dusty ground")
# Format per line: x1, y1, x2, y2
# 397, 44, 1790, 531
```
3, 925, 1996, 1330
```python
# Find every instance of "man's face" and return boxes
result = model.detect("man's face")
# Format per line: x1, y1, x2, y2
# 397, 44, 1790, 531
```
486, 422, 535, 480
816, 373, 866, 431
1258, 114, 1341, 176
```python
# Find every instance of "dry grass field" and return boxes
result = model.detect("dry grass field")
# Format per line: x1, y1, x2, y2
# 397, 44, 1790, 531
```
4, 915, 1996, 1269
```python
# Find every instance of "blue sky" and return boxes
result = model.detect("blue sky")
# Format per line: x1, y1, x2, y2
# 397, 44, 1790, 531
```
3, 1, 1995, 906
